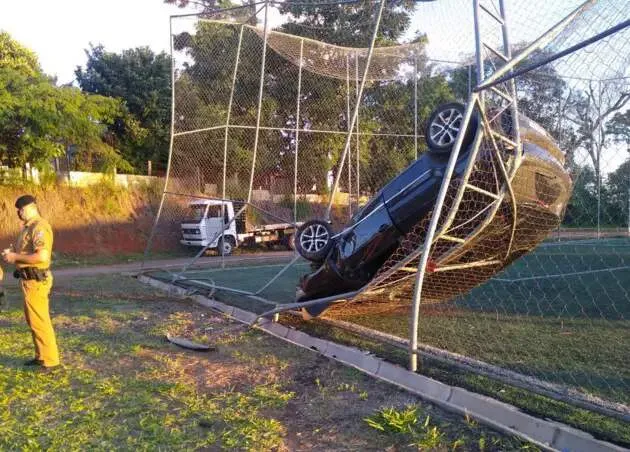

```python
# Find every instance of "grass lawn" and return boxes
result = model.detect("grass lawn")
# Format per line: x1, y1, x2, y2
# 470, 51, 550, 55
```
0, 274, 534, 451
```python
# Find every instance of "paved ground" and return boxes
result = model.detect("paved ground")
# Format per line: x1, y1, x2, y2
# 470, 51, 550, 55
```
51, 251, 295, 279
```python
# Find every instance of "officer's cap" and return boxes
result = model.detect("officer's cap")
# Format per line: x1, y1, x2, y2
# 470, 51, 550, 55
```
15, 195, 37, 209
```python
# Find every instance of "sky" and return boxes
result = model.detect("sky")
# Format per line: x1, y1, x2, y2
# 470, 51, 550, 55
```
0, 0, 189, 84
0, 0, 560, 84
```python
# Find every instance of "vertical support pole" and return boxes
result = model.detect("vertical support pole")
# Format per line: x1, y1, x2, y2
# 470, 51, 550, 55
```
143, 18, 177, 269
176, 8, 270, 277
148, 160, 152, 176
346, 55, 352, 216
196, 166, 202, 193
247, 0, 270, 205
408, 94, 479, 372
414, 52, 419, 160
596, 80, 602, 240
498, 0, 521, 149
355, 53, 361, 207
627, 144, 630, 237
472, 0, 485, 106
467, 64, 472, 97
294, 38, 304, 227
221, 26, 245, 268
325, 0, 386, 220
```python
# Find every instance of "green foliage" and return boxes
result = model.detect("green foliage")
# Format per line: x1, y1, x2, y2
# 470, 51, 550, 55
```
280, 196, 312, 219
365, 405, 420, 434
365, 406, 448, 449
0, 31, 40, 77
76, 45, 171, 173
0, 32, 132, 172
608, 110, 630, 146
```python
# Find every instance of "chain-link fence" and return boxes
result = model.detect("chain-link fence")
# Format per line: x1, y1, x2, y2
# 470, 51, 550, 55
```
143, 0, 630, 425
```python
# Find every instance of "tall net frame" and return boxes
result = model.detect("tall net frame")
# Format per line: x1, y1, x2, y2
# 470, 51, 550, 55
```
143, 0, 630, 426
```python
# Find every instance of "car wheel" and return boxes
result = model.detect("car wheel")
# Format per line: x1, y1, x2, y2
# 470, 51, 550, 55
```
219, 236, 236, 256
296, 220, 333, 261
425, 102, 478, 155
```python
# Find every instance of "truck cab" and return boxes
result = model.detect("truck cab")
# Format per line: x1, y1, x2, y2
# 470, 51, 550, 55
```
180, 200, 238, 255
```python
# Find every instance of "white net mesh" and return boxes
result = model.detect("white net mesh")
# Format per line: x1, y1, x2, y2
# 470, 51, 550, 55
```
144, 0, 630, 428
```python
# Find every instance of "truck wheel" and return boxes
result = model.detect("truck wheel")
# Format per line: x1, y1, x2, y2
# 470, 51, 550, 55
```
425, 102, 478, 155
219, 236, 236, 256
296, 220, 333, 262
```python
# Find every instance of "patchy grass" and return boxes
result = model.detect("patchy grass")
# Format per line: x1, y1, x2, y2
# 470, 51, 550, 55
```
0, 275, 533, 450
283, 315, 630, 448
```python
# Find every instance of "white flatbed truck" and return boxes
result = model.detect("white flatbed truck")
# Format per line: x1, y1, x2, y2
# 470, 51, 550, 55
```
180, 199, 300, 255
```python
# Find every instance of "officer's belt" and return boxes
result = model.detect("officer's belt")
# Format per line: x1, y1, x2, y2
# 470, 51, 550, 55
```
13, 267, 50, 281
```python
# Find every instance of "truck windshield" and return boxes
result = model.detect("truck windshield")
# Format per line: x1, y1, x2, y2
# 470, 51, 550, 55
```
185, 205, 207, 223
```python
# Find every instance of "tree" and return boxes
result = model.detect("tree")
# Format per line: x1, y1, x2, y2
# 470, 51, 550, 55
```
0, 33, 132, 172
562, 165, 599, 227
75, 45, 171, 173
607, 109, 630, 147
603, 159, 630, 227
0, 31, 40, 77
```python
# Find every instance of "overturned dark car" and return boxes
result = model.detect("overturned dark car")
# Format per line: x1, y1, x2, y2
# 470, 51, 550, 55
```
294, 102, 572, 318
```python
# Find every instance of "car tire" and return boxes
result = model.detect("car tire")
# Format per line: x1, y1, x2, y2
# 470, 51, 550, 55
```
219, 236, 236, 256
425, 102, 478, 155
296, 220, 333, 262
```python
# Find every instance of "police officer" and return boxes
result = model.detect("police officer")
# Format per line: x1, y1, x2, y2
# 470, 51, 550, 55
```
2, 195, 60, 371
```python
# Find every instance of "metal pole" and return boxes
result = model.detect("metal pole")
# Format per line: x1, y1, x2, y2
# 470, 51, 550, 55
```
474, 0, 593, 91
355, 53, 360, 207
467, 64, 472, 97
176, 6, 270, 276
627, 144, 630, 237
408, 94, 479, 372
143, 18, 177, 269
246, 0, 270, 204
473, 0, 485, 90
325, 0, 387, 220
221, 26, 245, 267
414, 52, 419, 160
498, 0, 521, 149
294, 39, 304, 226
597, 80, 602, 240
477, 16, 630, 92
346, 55, 352, 216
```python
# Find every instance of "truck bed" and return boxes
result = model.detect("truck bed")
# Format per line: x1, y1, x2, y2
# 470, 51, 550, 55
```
246, 222, 302, 233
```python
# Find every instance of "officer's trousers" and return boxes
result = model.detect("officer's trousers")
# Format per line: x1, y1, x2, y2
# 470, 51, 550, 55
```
21, 276, 59, 367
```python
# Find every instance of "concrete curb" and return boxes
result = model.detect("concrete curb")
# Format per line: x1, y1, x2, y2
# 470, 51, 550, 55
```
138, 275, 626, 452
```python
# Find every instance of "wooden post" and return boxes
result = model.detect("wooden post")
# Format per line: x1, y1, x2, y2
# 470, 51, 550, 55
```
147, 160, 152, 176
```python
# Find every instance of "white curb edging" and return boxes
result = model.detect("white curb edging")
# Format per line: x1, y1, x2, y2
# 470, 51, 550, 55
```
137, 274, 626, 452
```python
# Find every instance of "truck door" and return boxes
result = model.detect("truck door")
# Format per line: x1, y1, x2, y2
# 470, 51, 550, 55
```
204, 204, 224, 243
